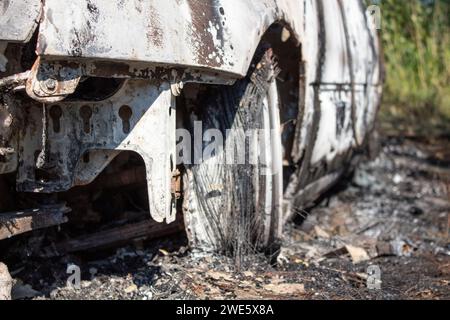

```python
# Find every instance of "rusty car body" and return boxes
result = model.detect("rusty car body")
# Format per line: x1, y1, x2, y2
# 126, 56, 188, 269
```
0, 0, 382, 251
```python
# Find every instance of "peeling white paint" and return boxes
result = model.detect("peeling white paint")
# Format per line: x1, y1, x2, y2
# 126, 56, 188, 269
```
0, 0, 41, 43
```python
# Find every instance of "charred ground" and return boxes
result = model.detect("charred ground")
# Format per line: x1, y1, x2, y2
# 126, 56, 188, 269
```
0, 136, 449, 300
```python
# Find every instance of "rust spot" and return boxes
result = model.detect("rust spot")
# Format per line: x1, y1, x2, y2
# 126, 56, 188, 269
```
147, 5, 163, 48
91, 61, 131, 77
187, 0, 225, 67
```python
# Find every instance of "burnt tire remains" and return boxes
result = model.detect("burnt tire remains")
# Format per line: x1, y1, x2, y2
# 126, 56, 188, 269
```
182, 48, 283, 260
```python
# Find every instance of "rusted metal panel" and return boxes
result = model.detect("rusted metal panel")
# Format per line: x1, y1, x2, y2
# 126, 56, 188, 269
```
341, 0, 382, 145
0, 203, 70, 240
0, 71, 29, 175
284, 0, 382, 212
0, 0, 41, 43
310, 0, 353, 164
305, 0, 381, 166
17, 80, 176, 223
26, 58, 82, 104
24, 58, 236, 104
37, 0, 303, 78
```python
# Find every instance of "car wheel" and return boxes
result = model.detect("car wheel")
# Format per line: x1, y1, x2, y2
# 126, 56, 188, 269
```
182, 47, 284, 258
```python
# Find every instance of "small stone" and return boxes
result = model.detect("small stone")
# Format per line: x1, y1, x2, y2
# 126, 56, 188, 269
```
314, 226, 331, 239
376, 241, 393, 257
345, 245, 370, 264
393, 174, 403, 184
124, 284, 138, 294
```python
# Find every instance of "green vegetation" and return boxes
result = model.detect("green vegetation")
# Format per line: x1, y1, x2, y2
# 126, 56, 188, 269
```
377, 0, 450, 136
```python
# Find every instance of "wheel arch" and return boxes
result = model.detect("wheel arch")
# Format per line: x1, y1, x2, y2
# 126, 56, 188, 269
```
35, 0, 308, 79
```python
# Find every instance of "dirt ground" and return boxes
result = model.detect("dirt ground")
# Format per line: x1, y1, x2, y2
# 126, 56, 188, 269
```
1, 137, 449, 300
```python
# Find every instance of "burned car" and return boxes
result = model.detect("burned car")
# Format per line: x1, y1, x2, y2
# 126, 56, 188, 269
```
0, 0, 382, 254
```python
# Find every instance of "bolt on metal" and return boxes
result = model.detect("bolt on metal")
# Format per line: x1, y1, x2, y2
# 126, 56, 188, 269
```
44, 78, 58, 92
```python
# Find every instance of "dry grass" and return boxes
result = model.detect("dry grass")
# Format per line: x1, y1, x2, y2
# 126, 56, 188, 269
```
378, 0, 450, 137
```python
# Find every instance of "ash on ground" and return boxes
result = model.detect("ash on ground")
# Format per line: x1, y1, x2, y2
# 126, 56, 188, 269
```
1, 138, 449, 300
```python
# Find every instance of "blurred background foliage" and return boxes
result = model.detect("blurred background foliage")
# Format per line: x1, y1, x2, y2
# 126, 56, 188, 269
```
375, 0, 450, 136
